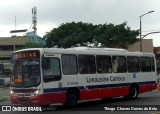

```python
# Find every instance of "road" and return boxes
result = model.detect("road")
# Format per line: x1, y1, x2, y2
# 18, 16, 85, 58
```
0, 87, 10, 105
1, 88, 160, 114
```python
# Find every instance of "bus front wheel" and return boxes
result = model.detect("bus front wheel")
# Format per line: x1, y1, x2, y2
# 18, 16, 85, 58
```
65, 90, 78, 107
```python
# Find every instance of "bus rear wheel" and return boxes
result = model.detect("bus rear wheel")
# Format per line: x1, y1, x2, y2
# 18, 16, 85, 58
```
129, 86, 138, 99
124, 85, 138, 100
127, 85, 138, 100
65, 90, 78, 107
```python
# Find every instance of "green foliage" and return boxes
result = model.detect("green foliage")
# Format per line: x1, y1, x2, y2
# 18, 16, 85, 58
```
44, 22, 139, 48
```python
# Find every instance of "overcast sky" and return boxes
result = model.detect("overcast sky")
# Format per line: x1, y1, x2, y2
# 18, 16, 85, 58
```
0, 0, 160, 46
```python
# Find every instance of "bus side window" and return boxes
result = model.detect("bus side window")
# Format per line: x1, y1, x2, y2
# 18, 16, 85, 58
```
112, 56, 126, 73
42, 58, 51, 69
62, 54, 78, 75
127, 56, 139, 72
96, 55, 112, 73
78, 55, 96, 74
42, 58, 46, 69
140, 57, 151, 72
151, 57, 155, 72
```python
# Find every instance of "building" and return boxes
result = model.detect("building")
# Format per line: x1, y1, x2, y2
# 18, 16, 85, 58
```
127, 39, 153, 53
27, 32, 46, 46
0, 37, 29, 63
0, 32, 46, 79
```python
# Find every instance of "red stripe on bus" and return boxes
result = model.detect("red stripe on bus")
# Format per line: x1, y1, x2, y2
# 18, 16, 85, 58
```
11, 84, 157, 105
139, 84, 157, 94
80, 86, 129, 100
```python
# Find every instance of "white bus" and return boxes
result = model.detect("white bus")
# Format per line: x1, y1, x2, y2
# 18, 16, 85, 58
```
10, 47, 157, 106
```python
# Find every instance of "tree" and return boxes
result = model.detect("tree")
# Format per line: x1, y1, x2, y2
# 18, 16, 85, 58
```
44, 22, 139, 48
44, 22, 95, 48
93, 22, 139, 48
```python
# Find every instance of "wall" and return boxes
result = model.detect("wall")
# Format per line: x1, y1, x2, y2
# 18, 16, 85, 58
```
127, 39, 153, 53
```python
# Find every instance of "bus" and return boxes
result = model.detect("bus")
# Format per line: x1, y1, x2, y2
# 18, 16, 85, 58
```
10, 47, 157, 106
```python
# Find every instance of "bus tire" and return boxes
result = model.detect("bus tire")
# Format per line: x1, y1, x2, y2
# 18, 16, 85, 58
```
124, 85, 138, 100
129, 85, 138, 100
65, 90, 78, 107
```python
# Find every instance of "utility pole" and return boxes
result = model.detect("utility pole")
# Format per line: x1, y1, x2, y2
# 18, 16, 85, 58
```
32, 6, 37, 35
139, 10, 154, 52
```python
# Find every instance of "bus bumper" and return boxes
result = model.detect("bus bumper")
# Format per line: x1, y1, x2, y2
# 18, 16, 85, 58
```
10, 95, 43, 105
10, 92, 66, 105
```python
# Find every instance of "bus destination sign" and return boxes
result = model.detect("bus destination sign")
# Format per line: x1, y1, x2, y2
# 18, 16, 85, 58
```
13, 50, 40, 59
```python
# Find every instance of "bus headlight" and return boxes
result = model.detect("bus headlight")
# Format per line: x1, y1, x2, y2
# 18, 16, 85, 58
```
34, 89, 41, 96
10, 90, 14, 96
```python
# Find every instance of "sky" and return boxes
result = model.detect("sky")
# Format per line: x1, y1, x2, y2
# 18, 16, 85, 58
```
0, 0, 160, 46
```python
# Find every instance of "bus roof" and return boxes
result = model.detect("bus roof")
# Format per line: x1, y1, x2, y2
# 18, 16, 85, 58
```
42, 47, 154, 57
12, 47, 154, 57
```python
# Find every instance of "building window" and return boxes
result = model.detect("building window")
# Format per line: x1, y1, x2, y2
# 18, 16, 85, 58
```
0, 45, 14, 51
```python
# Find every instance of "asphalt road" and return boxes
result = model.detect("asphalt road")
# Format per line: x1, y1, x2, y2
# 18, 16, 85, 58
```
0, 87, 10, 105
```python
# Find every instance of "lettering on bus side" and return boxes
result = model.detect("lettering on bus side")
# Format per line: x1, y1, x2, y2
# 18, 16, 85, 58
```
110, 76, 125, 82
67, 82, 78, 86
86, 76, 126, 83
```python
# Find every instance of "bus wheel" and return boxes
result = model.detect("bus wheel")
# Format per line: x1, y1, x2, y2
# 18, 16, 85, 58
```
65, 90, 78, 107
129, 86, 138, 100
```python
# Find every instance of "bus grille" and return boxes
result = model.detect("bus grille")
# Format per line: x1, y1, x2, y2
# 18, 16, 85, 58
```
12, 89, 36, 93
18, 98, 28, 102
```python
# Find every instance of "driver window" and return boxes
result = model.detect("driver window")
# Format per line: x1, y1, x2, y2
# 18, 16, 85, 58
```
43, 58, 61, 82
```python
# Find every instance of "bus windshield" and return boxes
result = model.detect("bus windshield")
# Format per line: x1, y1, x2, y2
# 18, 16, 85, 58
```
10, 50, 40, 87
